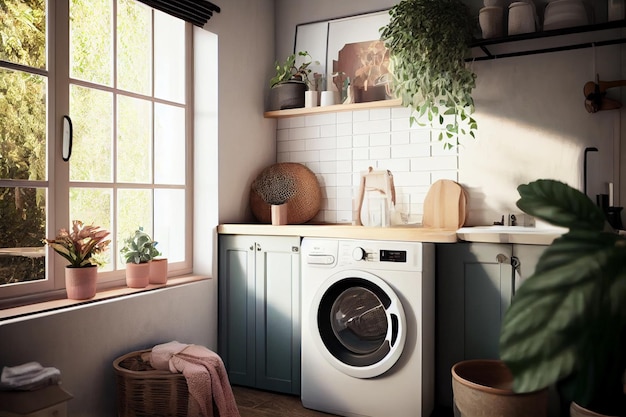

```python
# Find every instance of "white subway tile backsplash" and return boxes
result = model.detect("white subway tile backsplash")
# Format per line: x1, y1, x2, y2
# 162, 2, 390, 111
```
337, 123, 353, 136
290, 126, 320, 140
289, 117, 305, 128
306, 113, 337, 126
353, 135, 369, 148
391, 131, 410, 145
337, 112, 353, 123
278, 104, 460, 223
370, 146, 391, 161
370, 108, 391, 120
370, 132, 391, 146
353, 110, 370, 122
353, 147, 369, 160
354, 119, 391, 135
306, 137, 337, 151
320, 124, 337, 138
336, 159, 352, 173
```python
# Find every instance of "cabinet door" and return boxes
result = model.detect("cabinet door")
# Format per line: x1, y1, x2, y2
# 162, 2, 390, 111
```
436, 242, 513, 407
255, 236, 301, 395
513, 244, 549, 292
218, 234, 257, 388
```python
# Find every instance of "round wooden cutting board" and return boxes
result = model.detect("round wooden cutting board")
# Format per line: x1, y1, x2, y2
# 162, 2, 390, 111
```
422, 179, 468, 230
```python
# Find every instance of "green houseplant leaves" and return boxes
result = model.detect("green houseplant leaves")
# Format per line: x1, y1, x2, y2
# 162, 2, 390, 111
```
500, 179, 626, 415
380, 0, 477, 149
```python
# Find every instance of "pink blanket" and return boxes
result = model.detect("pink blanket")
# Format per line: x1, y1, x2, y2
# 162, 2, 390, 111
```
151, 341, 240, 417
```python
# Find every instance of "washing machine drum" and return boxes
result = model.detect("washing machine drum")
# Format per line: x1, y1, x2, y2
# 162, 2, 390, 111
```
313, 273, 407, 379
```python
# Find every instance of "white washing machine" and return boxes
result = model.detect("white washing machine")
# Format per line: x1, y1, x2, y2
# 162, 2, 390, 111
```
301, 238, 435, 417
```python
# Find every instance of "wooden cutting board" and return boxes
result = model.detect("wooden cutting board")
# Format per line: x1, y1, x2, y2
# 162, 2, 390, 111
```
422, 179, 468, 230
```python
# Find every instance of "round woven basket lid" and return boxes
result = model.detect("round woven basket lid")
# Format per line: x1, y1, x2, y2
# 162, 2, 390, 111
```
250, 162, 322, 224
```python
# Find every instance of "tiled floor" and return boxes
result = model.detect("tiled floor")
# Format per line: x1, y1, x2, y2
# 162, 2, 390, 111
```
232, 386, 338, 417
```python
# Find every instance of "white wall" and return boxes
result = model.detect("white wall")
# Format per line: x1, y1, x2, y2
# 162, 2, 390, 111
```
0, 281, 213, 416
274, 0, 625, 228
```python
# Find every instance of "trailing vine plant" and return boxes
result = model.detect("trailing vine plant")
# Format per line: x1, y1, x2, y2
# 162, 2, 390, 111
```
380, 0, 478, 149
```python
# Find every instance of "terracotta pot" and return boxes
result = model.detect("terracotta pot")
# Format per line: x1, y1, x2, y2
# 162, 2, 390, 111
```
570, 402, 618, 417
271, 204, 288, 225
65, 265, 98, 300
149, 258, 168, 285
452, 359, 548, 417
125, 262, 150, 288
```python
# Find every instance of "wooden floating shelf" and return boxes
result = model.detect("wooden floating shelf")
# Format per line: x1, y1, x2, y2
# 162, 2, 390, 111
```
264, 98, 403, 119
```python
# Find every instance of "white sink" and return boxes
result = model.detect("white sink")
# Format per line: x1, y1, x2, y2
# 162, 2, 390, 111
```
456, 225, 567, 245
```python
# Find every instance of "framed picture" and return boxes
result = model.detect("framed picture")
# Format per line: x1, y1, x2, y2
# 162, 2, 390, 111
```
294, 9, 392, 103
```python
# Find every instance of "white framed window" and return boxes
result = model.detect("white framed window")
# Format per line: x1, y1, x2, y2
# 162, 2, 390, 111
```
0, 0, 193, 304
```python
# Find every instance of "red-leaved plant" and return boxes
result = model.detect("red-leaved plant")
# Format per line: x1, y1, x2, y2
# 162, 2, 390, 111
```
43, 220, 111, 268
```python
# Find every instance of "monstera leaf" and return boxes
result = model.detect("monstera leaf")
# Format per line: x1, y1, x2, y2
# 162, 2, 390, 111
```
499, 179, 626, 415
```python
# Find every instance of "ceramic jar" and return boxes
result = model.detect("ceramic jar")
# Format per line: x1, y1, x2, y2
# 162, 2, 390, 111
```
508, 1, 537, 35
479, 6, 504, 39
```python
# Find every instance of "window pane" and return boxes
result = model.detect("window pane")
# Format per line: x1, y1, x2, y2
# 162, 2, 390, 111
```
70, 187, 113, 270
0, 0, 46, 69
155, 104, 185, 185
117, 95, 152, 183
117, 0, 151, 95
154, 189, 184, 262
70, 0, 113, 86
117, 188, 152, 268
70, 86, 113, 182
154, 10, 185, 103
0, 187, 46, 286
0, 69, 47, 181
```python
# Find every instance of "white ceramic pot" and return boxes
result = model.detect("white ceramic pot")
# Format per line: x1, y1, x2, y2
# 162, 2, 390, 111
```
508, 2, 537, 35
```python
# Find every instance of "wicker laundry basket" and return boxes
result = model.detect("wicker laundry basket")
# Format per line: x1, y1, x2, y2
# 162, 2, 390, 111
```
113, 349, 189, 417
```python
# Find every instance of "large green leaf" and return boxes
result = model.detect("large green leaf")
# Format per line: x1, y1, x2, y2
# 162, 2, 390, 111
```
501, 234, 626, 391
516, 179, 606, 231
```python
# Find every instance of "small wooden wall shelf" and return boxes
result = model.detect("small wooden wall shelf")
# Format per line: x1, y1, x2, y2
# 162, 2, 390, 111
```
264, 98, 402, 119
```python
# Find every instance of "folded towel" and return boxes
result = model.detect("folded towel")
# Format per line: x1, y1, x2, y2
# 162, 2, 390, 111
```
150, 341, 240, 417
0, 362, 61, 391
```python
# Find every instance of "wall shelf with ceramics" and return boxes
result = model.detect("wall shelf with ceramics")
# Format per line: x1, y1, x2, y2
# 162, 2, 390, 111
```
263, 98, 402, 119
468, 19, 626, 61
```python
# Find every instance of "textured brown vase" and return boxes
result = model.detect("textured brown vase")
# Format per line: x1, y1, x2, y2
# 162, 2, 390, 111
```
125, 262, 150, 288
149, 258, 168, 284
65, 265, 98, 300
452, 359, 548, 417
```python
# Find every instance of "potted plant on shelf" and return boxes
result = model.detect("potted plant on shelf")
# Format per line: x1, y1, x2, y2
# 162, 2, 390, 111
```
120, 227, 159, 288
380, 0, 478, 149
43, 220, 111, 300
269, 50, 316, 110
499, 179, 626, 416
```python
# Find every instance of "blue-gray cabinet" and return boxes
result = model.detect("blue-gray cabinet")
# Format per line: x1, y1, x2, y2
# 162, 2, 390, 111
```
218, 234, 301, 395
435, 242, 547, 408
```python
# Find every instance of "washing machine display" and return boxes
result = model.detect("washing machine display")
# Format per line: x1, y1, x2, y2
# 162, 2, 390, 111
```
313, 273, 406, 378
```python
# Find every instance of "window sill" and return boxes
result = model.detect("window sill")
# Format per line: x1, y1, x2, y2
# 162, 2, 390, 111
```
0, 275, 210, 324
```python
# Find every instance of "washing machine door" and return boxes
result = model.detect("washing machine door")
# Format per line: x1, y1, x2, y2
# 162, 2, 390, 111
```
310, 269, 407, 379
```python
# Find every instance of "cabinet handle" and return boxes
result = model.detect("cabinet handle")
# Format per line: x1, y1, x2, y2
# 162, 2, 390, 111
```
496, 253, 509, 263
256, 244, 261, 251
249, 245, 254, 251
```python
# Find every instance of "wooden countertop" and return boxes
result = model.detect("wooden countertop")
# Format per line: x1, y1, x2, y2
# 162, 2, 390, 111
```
217, 224, 459, 243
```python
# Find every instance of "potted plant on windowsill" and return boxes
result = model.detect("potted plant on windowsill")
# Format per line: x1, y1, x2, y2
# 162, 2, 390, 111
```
120, 227, 160, 288
499, 179, 626, 416
269, 50, 315, 110
43, 220, 111, 300
380, 0, 478, 149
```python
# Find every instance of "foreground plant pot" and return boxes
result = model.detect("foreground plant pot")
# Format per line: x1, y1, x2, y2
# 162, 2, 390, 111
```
570, 402, 619, 417
149, 258, 168, 285
125, 262, 150, 288
452, 359, 548, 417
65, 265, 98, 300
